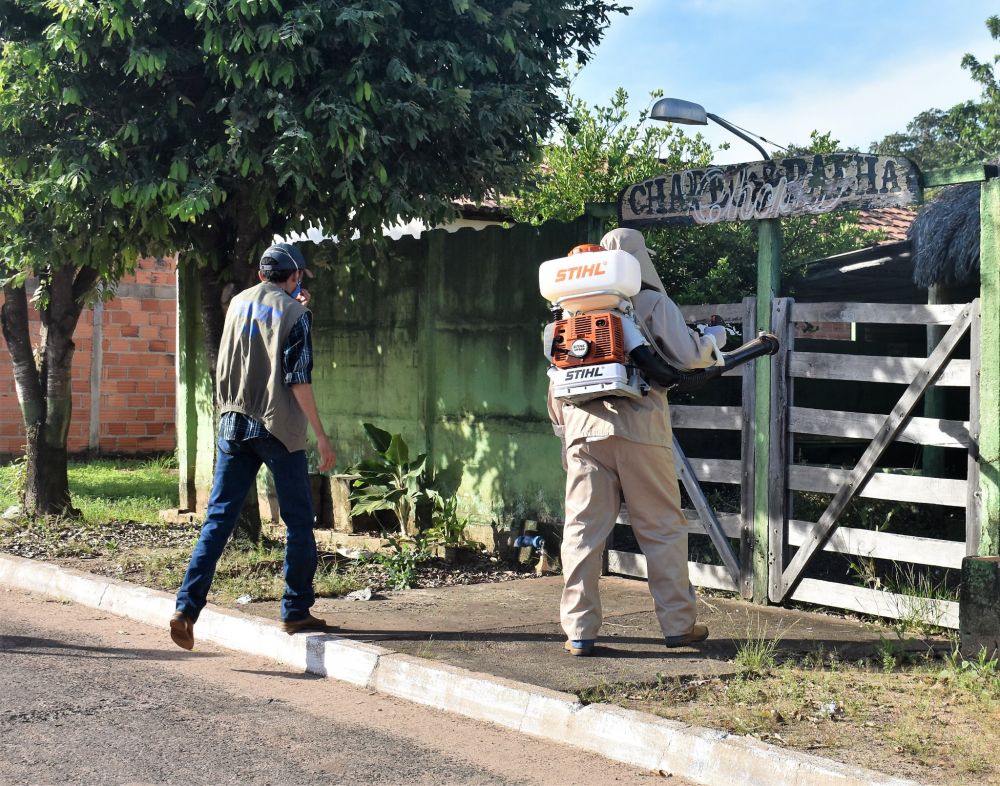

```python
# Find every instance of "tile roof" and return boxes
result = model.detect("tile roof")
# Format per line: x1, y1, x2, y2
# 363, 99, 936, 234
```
856, 207, 916, 243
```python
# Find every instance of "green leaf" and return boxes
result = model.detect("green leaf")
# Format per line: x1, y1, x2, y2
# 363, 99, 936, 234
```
384, 433, 409, 466
362, 422, 393, 453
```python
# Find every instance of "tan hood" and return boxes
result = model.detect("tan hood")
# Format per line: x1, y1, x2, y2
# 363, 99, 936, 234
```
600, 228, 665, 295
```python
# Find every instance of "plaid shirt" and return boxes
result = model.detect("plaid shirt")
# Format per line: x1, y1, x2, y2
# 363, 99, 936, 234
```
218, 310, 313, 441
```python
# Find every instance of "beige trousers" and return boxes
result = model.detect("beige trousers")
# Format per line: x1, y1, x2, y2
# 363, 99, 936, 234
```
560, 436, 696, 640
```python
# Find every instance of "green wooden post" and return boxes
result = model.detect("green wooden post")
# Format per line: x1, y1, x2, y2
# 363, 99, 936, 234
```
752, 217, 782, 602
978, 177, 1000, 556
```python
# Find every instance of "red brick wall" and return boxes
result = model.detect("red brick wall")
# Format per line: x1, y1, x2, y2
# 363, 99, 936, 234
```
0, 256, 177, 455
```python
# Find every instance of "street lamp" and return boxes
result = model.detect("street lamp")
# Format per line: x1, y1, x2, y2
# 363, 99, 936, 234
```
649, 97, 771, 161
649, 96, 780, 605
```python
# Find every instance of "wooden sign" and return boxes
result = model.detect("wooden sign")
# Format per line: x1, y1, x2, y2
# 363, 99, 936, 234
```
618, 153, 921, 227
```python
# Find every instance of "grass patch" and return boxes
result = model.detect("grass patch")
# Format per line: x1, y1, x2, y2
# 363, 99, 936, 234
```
574, 646, 1000, 785
0, 454, 179, 525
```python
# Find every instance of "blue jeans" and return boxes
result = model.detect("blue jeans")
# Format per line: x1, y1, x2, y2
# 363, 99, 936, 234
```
175, 435, 317, 623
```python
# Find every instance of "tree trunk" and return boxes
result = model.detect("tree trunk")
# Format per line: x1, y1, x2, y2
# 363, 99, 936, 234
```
198, 205, 273, 543
0, 266, 98, 517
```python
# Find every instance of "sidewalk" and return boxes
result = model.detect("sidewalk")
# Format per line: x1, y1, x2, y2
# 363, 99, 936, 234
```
243, 574, 927, 692
0, 553, 926, 786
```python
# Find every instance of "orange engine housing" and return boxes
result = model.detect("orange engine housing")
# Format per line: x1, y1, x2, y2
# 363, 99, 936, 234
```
550, 312, 628, 368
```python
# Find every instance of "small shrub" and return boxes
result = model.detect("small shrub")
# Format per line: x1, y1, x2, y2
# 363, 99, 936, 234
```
426, 495, 471, 548
365, 535, 431, 590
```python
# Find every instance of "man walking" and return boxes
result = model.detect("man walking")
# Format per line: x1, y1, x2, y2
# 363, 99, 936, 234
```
170, 242, 336, 650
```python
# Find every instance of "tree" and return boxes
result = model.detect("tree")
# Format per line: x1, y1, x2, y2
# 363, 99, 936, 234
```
508, 92, 884, 304
869, 104, 987, 170
0, 0, 626, 517
0, 4, 176, 515
871, 15, 1000, 169
505, 87, 718, 224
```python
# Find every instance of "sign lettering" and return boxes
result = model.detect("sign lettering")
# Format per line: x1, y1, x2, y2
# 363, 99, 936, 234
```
617, 153, 920, 227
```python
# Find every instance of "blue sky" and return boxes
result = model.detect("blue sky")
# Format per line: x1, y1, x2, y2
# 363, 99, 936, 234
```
572, 0, 999, 163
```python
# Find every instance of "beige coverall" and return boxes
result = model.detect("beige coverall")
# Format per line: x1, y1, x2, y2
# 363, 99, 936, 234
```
548, 228, 720, 641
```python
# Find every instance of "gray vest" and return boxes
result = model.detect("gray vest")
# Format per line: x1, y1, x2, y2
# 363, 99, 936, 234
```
217, 282, 309, 452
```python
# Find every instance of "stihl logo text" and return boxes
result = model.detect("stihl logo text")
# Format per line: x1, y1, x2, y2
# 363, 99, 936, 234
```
555, 262, 607, 282
564, 367, 604, 380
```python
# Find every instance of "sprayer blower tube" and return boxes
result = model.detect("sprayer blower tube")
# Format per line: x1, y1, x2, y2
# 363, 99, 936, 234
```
630, 333, 780, 393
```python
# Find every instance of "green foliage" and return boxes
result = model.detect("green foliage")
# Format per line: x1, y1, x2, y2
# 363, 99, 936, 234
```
871, 15, 1000, 170
732, 615, 785, 678
349, 423, 430, 538
365, 535, 431, 590
0, 455, 178, 525
507, 89, 886, 304
869, 103, 989, 170
504, 86, 717, 225
1, 0, 629, 276
426, 495, 472, 548
939, 646, 1000, 699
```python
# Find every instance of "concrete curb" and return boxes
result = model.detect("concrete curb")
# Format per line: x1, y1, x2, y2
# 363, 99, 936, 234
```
0, 553, 922, 786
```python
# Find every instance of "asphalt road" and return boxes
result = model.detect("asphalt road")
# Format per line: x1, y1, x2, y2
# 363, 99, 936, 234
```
0, 587, 682, 786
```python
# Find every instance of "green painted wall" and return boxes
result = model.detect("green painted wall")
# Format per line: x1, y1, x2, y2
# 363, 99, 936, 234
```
178, 217, 592, 529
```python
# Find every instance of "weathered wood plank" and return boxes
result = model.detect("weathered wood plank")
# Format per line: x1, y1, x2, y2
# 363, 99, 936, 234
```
678, 303, 746, 323
790, 352, 970, 387
788, 464, 966, 507
753, 220, 782, 604
780, 304, 974, 599
607, 549, 739, 593
790, 302, 966, 326
739, 296, 757, 600
789, 406, 970, 449
682, 512, 965, 569
670, 405, 742, 431
922, 164, 994, 188
673, 437, 741, 583
768, 298, 793, 603
617, 506, 742, 537
790, 578, 959, 629
978, 180, 1000, 556
688, 458, 743, 485
967, 301, 982, 555
786, 520, 965, 568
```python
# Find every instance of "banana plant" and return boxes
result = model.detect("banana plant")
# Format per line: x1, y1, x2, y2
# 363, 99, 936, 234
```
349, 423, 434, 538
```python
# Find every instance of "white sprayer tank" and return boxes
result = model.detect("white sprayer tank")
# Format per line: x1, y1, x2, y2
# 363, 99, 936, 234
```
538, 249, 642, 313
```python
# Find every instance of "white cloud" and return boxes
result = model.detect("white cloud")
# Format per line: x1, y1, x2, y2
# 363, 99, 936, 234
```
706, 42, 992, 163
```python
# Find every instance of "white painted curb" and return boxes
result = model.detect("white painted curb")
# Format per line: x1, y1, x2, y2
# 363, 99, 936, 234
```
0, 553, 922, 786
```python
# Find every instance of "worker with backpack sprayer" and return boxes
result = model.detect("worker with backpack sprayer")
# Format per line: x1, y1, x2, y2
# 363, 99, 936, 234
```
541, 227, 777, 655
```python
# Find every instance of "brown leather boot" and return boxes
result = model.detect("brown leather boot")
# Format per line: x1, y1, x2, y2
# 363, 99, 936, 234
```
169, 611, 195, 651
281, 613, 329, 635
664, 623, 709, 648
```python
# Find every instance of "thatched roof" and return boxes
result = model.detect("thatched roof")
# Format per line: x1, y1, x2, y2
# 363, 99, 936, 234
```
909, 183, 980, 288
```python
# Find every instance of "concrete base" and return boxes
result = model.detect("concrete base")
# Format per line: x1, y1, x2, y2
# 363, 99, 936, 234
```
960, 555, 1000, 658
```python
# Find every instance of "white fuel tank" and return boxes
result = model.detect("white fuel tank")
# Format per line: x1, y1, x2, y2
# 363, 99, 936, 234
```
539, 249, 641, 313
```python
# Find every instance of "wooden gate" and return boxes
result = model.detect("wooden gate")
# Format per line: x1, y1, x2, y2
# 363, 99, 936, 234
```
606, 296, 978, 629
768, 298, 978, 628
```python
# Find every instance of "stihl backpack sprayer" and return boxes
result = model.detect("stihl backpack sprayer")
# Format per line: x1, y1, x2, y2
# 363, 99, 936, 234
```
540, 244, 779, 404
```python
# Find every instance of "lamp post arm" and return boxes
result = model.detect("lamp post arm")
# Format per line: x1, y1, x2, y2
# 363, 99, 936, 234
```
706, 113, 771, 161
